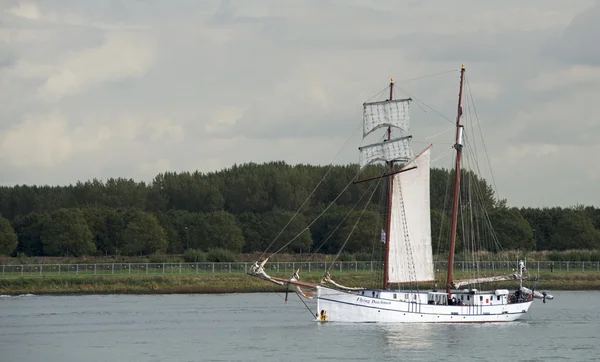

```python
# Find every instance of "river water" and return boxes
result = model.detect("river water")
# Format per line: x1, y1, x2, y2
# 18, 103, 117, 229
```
0, 291, 598, 361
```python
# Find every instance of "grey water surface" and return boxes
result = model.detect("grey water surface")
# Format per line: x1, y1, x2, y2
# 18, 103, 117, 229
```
0, 291, 598, 361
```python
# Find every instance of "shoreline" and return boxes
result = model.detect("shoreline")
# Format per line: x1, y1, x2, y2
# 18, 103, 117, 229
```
1, 273, 599, 296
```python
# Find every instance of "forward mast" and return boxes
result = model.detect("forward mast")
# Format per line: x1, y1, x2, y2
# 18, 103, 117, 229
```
382, 78, 394, 290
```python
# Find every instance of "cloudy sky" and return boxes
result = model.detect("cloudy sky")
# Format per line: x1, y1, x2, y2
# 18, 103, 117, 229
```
0, 0, 599, 208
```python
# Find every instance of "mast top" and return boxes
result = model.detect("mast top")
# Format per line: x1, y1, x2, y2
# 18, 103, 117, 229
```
461, 63, 465, 69
390, 77, 394, 83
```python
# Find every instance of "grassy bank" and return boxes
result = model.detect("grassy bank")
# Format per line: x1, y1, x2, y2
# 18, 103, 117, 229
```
1, 270, 599, 295
3, 249, 600, 265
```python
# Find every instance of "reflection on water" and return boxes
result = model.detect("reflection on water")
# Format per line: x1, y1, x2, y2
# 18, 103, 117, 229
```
381, 323, 436, 350
0, 291, 598, 361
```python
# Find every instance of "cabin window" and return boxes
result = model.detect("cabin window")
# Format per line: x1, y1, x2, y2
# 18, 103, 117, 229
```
393, 293, 397, 299
497, 296, 500, 301
460, 295, 464, 301
405, 294, 409, 299
480, 296, 483, 301
467, 295, 470, 301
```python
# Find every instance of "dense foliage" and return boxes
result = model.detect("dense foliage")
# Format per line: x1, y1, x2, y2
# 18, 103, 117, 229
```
0, 161, 599, 257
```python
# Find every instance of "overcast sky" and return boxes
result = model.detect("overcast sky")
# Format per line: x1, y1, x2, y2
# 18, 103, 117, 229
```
0, 0, 599, 208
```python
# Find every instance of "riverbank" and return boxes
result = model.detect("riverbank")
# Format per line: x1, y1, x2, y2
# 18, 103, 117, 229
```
1, 271, 599, 295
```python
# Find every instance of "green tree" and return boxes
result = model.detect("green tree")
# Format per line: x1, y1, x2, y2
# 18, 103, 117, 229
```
11, 213, 47, 256
41, 208, 96, 256
238, 210, 312, 253
156, 209, 191, 253
520, 207, 555, 251
185, 211, 245, 252
335, 210, 381, 253
121, 211, 168, 255
82, 207, 126, 255
549, 208, 600, 250
488, 207, 534, 250
0, 215, 18, 255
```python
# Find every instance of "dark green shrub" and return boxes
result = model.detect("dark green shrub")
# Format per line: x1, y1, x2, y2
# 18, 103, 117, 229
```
354, 252, 372, 261
184, 249, 206, 262
206, 248, 236, 262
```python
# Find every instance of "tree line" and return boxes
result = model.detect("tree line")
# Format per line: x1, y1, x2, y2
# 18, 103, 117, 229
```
0, 161, 599, 257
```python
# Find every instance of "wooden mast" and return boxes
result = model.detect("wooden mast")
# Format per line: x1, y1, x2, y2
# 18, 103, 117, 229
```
446, 64, 466, 297
383, 77, 394, 290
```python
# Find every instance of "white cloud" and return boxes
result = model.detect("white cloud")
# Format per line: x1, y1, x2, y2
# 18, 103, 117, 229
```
5, 2, 40, 20
38, 32, 155, 101
465, 81, 501, 100
527, 65, 600, 91
0, 0, 599, 208
137, 157, 171, 179
205, 107, 244, 134
149, 118, 185, 142
0, 111, 72, 167
505, 143, 560, 161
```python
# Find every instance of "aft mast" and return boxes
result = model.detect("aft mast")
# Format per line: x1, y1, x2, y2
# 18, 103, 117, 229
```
382, 78, 395, 290
446, 64, 466, 297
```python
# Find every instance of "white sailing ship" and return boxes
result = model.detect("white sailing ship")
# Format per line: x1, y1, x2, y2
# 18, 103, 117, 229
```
249, 64, 554, 323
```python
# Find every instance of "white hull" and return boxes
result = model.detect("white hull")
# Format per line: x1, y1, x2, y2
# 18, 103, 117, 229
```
316, 285, 533, 323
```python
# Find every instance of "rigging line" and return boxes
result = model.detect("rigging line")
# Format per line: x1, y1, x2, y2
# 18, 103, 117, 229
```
463, 133, 499, 234
260, 115, 364, 259
270, 132, 388, 259
424, 125, 456, 140
467, 157, 478, 280
268, 151, 382, 258
327, 166, 385, 273
465, 147, 488, 260
465, 75, 500, 200
366, 85, 391, 103
461, 115, 499, 217
306, 169, 383, 260
431, 146, 454, 165
308, 163, 386, 259
396, 69, 459, 84
393, 84, 455, 124
435, 152, 453, 265
296, 291, 316, 318
370, 69, 458, 103
462, 136, 503, 253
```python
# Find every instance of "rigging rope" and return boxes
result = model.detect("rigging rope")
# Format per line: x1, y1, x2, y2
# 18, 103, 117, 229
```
268, 151, 384, 258
394, 84, 455, 124
395, 69, 459, 84
430, 146, 454, 165
259, 117, 364, 259
465, 76, 500, 201
305, 169, 384, 259
269, 132, 388, 258
326, 167, 386, 273
296, 291, 316, 319
396, 172, 418, 286
425, 125, 456, 140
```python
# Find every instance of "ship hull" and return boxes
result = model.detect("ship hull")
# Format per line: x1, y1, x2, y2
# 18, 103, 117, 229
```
316, 285, 533, 323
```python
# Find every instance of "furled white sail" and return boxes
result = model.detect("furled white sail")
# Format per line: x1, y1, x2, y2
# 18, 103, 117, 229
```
358, 137, 412, 169
363, 98, 411, 138
387, 147, 435, 284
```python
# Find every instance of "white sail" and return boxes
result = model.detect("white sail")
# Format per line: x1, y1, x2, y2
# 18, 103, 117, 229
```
358, 137, 412, 168
363, 98, 411, 138
387, 147, 435, 284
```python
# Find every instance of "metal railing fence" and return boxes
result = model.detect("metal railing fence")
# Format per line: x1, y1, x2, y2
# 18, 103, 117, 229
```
1, 260, 599, 278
